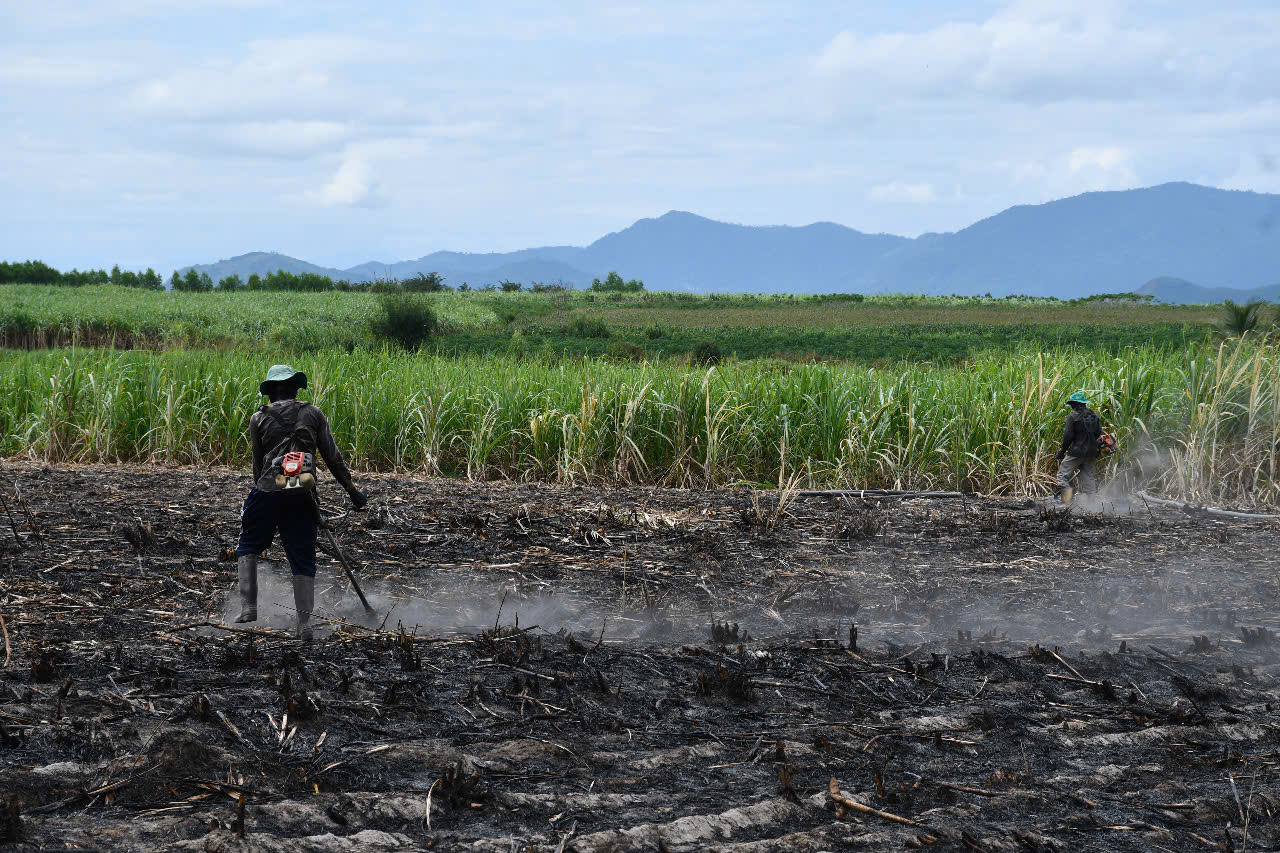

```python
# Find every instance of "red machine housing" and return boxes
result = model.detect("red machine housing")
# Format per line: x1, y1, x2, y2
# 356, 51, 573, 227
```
281, 451, 306, 476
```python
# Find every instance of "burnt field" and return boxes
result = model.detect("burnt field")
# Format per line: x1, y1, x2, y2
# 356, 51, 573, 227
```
2, 465, 1280, 851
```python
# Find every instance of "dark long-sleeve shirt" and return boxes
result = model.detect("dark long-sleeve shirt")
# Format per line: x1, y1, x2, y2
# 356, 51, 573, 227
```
1059, 407, 1101, 459
249, 400, 356, 493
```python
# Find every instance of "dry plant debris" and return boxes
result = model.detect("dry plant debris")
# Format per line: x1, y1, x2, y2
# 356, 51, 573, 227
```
1, 463, 1280, 851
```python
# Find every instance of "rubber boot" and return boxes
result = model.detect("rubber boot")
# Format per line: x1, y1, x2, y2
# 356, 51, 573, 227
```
235, 555, 258, 623
1061, 486, 1074, 507
293, 574, 315, 641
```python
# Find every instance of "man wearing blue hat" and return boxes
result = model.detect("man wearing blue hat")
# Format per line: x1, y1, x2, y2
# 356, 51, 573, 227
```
235, 364, 367, 639
1054, 391, 1102, 505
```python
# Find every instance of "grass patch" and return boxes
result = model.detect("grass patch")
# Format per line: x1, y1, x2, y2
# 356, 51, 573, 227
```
0, 284, 1218, 363
372, 293, 439, 351
435, 321, 1208, 364
568, 316, 611, 339
0, 285, 496, 351
693, 341, 722, 365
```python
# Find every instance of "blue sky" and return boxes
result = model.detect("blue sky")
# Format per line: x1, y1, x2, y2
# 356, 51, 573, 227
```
3, 0, 1277, 272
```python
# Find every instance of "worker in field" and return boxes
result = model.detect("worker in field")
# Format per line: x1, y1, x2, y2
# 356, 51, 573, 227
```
235, 364, 367, 640
1054, 391, 1102, 505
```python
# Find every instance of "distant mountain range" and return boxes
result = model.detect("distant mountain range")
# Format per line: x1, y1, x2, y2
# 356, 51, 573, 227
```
183, 182, 1280, 301
1137, 277, 1280, 304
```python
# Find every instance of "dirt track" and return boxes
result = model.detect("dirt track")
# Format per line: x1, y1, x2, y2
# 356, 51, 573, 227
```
3, 463, 1280, 851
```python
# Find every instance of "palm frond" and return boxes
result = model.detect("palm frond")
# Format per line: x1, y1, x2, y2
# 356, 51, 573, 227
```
1217, 299, 1265, 337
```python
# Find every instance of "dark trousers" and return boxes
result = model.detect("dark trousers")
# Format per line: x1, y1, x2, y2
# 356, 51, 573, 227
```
1055, 455, 1098, 495
236, 488, 317, 577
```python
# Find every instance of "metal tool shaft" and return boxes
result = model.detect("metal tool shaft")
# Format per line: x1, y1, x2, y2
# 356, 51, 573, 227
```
321, 525, 375, 614
309, 493, 375, 615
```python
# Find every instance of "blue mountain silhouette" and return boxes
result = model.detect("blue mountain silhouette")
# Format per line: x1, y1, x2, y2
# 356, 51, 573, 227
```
184, 182, 1280, 300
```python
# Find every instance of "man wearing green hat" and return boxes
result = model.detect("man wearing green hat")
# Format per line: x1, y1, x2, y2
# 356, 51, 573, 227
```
235, 364, 367, 639
1054, 391, 1102, 505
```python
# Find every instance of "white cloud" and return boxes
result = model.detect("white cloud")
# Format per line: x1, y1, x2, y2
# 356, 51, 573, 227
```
1067, 145, 1136, 188
1217, 151, 1280, 195
1003, 144, 1139, 199
309, 150, 382, 207
5, 0, 1280, 270
1068, 145, 1130, 174
219, 120, 351, 157
816, 24, 986, 96
120, 190, 180, 204
132, 36, 371, 120
813, 0, 1255, 104
868, 182, 938, 203
1012, 159, 1049, 183
0, 55, 137, 86
1169, 101, 1280, 135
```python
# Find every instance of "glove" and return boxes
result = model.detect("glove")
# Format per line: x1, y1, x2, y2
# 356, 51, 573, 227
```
349, 489, 368, 511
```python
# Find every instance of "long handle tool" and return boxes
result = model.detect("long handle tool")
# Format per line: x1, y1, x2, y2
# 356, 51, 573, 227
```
310, 494, 376, 617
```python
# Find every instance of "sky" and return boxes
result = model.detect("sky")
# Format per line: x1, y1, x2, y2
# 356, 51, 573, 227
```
3, 0, 1278, 273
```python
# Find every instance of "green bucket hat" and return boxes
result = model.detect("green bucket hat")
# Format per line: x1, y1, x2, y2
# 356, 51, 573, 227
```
259, 364, 308, 396
1067, 392, 1088, 405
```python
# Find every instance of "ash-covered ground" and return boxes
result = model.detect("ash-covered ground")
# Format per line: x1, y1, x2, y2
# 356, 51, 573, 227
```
3, 463, 1280, 852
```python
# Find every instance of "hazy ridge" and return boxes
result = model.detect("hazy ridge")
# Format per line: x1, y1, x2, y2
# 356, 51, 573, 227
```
183, 182, 1280, 301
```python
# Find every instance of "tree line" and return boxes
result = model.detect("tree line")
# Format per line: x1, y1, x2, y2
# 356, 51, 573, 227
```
177, 270, 584, 293
2, 261, 646, 295
1, 260, 165, 289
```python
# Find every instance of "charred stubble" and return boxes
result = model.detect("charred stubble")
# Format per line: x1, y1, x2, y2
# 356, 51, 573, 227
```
1, 463, 1279, 851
